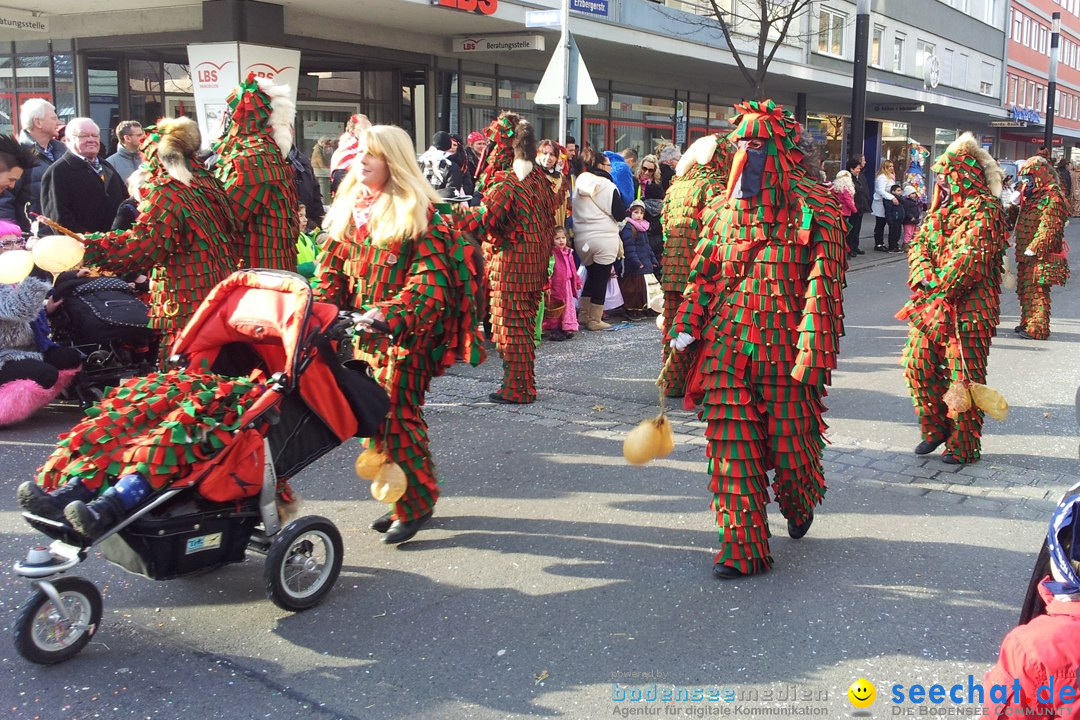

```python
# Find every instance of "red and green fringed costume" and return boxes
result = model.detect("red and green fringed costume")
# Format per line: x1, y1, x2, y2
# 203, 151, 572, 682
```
36, 370, 265, 494
897, 135, 1008, 463
669, 100, 847, 576
660, 135, 729, 397
214, 74, 300, 272
83, 122, 239, 351
475, 115, 557, 403
313, 203, 484, 523
1013, 155, 1070, 340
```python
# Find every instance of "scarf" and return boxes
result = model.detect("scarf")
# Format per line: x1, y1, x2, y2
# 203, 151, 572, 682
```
1044, 493, 1080, 601
626, 216, 650, 233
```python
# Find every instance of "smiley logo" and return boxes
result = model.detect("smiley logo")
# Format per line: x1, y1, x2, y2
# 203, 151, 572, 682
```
847, 678, 876, 708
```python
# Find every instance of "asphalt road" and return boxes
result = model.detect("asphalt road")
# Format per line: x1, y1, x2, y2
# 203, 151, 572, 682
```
1, 224, 1078, 720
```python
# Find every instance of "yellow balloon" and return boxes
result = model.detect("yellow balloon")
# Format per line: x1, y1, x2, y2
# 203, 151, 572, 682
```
370, 462, 407, 504
354, 447, 386, 481
32, 235, 84, 273
0, 250, 34, 284
623, 419, 661, 466
654, 415, 675, 458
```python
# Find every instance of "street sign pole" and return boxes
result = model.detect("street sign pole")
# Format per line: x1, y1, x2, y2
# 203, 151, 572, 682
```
559, 0, 570, 146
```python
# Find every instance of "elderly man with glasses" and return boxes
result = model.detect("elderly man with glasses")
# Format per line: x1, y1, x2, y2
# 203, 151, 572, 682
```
40, 117, 128, 233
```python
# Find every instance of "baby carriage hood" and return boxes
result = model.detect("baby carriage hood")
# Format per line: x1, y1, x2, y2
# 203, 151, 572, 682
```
174, 270, 362, 442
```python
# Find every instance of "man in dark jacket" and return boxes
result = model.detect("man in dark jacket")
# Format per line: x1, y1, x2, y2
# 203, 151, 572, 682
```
847, 157, 871, 255
418, 131, 465, 199
40, 118, 127, 233
288, 144, 324, 230
0, 99, 67, 231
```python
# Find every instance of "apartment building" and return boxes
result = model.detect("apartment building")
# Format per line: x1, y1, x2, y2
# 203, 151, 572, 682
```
1001, 0, 1080, 161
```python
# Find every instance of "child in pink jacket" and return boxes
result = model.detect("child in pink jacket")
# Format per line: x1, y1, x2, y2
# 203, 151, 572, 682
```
543, 226, 582, 340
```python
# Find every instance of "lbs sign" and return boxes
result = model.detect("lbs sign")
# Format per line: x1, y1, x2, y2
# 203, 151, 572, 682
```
436, 0, 497, 14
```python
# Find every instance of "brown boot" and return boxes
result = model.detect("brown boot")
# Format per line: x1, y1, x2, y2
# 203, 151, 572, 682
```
585, 301, 611, 331
577, 297, 591, 325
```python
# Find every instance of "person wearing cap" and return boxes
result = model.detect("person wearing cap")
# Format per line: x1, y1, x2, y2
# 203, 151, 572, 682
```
419, 131, 465, 199
619, 198, 659, 318
897, 184, 922, 250
330, 113, 371, 197
983, 493, 1080, 719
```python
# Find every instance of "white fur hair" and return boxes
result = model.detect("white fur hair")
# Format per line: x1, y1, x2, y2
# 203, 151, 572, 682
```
513, 158, 533, 182
675, 134, 718, 178
256, 77, 295, 157
945, 131, 1003, 198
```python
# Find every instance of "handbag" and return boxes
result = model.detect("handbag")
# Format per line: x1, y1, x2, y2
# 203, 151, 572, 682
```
317, 338, 390, 438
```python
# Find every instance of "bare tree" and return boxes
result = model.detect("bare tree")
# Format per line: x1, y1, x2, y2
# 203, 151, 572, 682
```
665, 0, 816, 99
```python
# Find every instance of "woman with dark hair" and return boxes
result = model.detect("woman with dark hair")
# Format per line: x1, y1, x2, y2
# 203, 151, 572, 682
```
572, 147, 626, 331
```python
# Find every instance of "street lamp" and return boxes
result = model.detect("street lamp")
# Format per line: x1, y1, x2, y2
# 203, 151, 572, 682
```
850, 0, 870, 160
1046, 11, 1061, 150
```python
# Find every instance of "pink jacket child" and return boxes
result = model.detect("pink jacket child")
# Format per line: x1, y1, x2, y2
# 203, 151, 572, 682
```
543, 229, 582, 338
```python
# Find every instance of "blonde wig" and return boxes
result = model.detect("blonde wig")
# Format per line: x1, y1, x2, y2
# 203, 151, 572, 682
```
325, 125, 441, 247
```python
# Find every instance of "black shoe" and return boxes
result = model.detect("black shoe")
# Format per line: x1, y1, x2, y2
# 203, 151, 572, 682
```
941, 454, 966, 465
854, 249, 865, 255
383, 511, 433, 544
888, 247, 903, 253
370, 511, 394, 533
874, 245, 887, 252
488, 392, 532, 404
17, 480, 94, 523
1018, 330, 1042, 340
64, 492, 124, 541
914, 438, 945, 455
1014, 325, 1023, 334
550, 330, 567, 341
787, 511, 813, 539
712, 563, 745, 580
563, 332, 575, 340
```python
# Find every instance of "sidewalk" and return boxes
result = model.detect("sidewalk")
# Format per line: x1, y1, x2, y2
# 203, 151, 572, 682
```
847, 214, 908, 273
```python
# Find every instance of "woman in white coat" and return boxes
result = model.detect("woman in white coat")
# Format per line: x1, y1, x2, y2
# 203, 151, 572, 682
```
572, 148, 626, 330
871, 159, 899, 251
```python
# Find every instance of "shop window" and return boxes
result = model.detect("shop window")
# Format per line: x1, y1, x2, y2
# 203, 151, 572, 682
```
817, 8, 845, 58
52, 53, 75, 120
610, 91, 674, 156
164, 63, 193, 96
979, 62, 995, 96
805, 115, 845, 180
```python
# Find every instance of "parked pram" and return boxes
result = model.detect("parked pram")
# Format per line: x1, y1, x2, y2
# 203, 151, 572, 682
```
13, 269, 388, 664
49, 271, 159, 404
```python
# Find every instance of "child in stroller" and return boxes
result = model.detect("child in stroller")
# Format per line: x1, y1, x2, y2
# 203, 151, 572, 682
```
13, 270, 388, 664
48, 269, 159, 403
0, 222, 83, 426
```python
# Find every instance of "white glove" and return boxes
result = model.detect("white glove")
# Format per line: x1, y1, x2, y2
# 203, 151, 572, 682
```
354, 307, 387, 333
669, 333, 695, 351
1024, 248, 1036, 257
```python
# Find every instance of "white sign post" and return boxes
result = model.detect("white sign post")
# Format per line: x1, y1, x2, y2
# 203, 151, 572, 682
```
187, 43, 301, 148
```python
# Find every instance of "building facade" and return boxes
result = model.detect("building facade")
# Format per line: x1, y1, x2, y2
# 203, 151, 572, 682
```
0, 0, 1018, 178
1001, 0, 1080, 162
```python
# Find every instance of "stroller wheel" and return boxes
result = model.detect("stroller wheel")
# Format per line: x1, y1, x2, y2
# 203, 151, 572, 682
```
264, 516, 343, 611
13, 576, 102, 664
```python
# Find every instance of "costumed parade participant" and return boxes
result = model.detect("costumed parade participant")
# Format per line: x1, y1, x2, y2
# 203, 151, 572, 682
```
213, 74, 300, 272
313, 124, 484, 544
667, 100, 846, 579
659, 133, 730, 398
18, 370, 267, 539
79, 117, 239, 350
1012, 155, 1070, 340
474, 112, 557, 404
897, 133, 1008, 465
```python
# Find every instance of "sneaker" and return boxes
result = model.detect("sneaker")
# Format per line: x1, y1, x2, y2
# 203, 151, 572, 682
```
854, 249, 865, 255
874, 245, 887, 252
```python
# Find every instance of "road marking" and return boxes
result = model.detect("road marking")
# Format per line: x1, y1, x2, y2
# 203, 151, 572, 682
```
0, 440, 54, 448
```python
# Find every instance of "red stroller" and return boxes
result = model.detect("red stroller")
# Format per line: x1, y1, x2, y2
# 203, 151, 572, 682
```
13, 269, 387, 664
